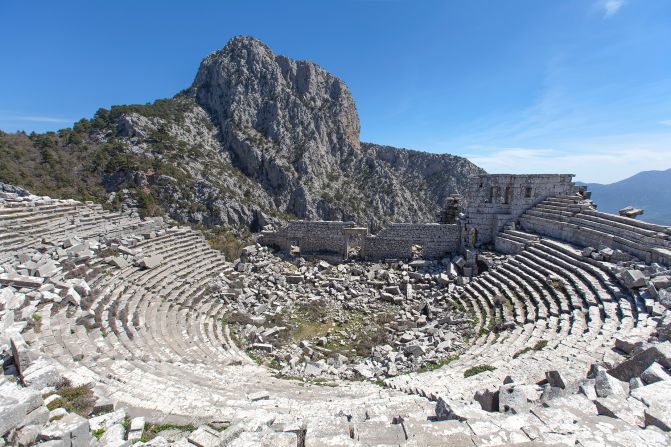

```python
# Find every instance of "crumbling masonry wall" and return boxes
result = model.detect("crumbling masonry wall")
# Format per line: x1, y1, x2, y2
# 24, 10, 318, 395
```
362, 224, 459, 260
260, 221, 355, 256
260, 221, 460, 260
463, 174, 577, 247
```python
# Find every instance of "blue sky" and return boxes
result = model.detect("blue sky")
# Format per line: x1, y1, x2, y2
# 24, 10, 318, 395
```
1, 0, 670, 183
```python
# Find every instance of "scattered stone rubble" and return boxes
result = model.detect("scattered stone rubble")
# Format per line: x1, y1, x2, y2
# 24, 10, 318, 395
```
210, 246, 496, 380
2, 180, 671, 446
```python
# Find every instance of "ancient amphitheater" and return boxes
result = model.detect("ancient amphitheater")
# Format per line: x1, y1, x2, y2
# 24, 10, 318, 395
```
1, 174, 671, 447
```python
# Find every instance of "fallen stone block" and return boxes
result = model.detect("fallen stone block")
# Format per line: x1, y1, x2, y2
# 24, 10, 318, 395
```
652, 275, 671, 289
72, 280, 90, 297
621, 269, 647, 289
473, 387, 499, 412
22, 357, 65, 389
64, 288, 81, 306
36, 261, 59, 278
88, 409, 125, 431
614, 336, 645, 354
15, 424, 42, 446
126, 416, 145, 441
91, 397, 114, 415
590, 365, 626, 397
39, 412, 91, 447
545, 370, 568, 389
21, 405, 50, 428
498, 383, 541, 414
630, 380, 671, 429
594, 396, 646, 427
403, 344, 426, 358
110, 256, 129, 269
0, 274, 44, 288
0, 395, 27, 437
99, 423, 127, 447
608, 343, 671, 382
11, 334, 32, 376
578, 379, 598, 400
187, 425, 224, 447
641, 362, 671, 384
139, 255, 163, 269
0, 382, 43, 414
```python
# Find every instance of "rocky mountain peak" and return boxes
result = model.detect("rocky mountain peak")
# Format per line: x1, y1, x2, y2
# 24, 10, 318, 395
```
190, 35, 360, 155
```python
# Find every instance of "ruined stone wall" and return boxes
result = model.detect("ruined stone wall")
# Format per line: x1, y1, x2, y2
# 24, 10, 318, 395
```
361, 223, 460, 260
259, 221, 460, 260
259, 221, 355, 256
463, 174, 577, 246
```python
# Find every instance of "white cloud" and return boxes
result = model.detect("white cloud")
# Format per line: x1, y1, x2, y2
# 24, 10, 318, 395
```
602, 0, 626, 18
464, 134, 671, 184
660, 119, 671, 126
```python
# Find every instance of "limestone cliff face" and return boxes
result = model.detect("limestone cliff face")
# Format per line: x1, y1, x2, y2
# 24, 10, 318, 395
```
181, 36, 484, 228
188, 37, 362, 212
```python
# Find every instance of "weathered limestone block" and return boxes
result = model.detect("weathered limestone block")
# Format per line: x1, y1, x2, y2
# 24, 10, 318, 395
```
22, 357, 65, 389
0, 381, 43, 415
285, 275, 302, 284
630, 380, 671, 431
88, 409, 126, 431
641, 362, 671, 384
126, 416, 144, 442
110, 256, 129, 269
10, 335, 32, 376
621, 269, 647, 289
16, 424, 42, 447
39, 413, 90, 447
473, 387, 499, 412
139, 255, 163, 269
645, 403, 671, 432
187, 425, 225, 447
498, 383, 542, 414
609, 343, 671, 382
591, 366, 626, 397
594, 396, 646, 427
0, 395, 27, 437
21, 405, 50, 428
98, 423, 128, 447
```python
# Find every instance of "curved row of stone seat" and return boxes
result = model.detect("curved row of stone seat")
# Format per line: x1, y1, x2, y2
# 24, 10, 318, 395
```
80, 230, 245, 365
12, 220, 436, 431
0, 198, 157, 263
520, 195, 671, 265
32, 299, 445, 446
385, 232, 657, 403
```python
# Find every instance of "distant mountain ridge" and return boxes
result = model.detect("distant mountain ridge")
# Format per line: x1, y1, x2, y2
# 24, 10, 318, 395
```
581, 168, 671, 226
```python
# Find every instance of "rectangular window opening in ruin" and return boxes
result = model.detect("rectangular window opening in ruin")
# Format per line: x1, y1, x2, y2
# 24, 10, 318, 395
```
504, 186, 512, 205
489, 186, 495, 202
525, 187, 532, 198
